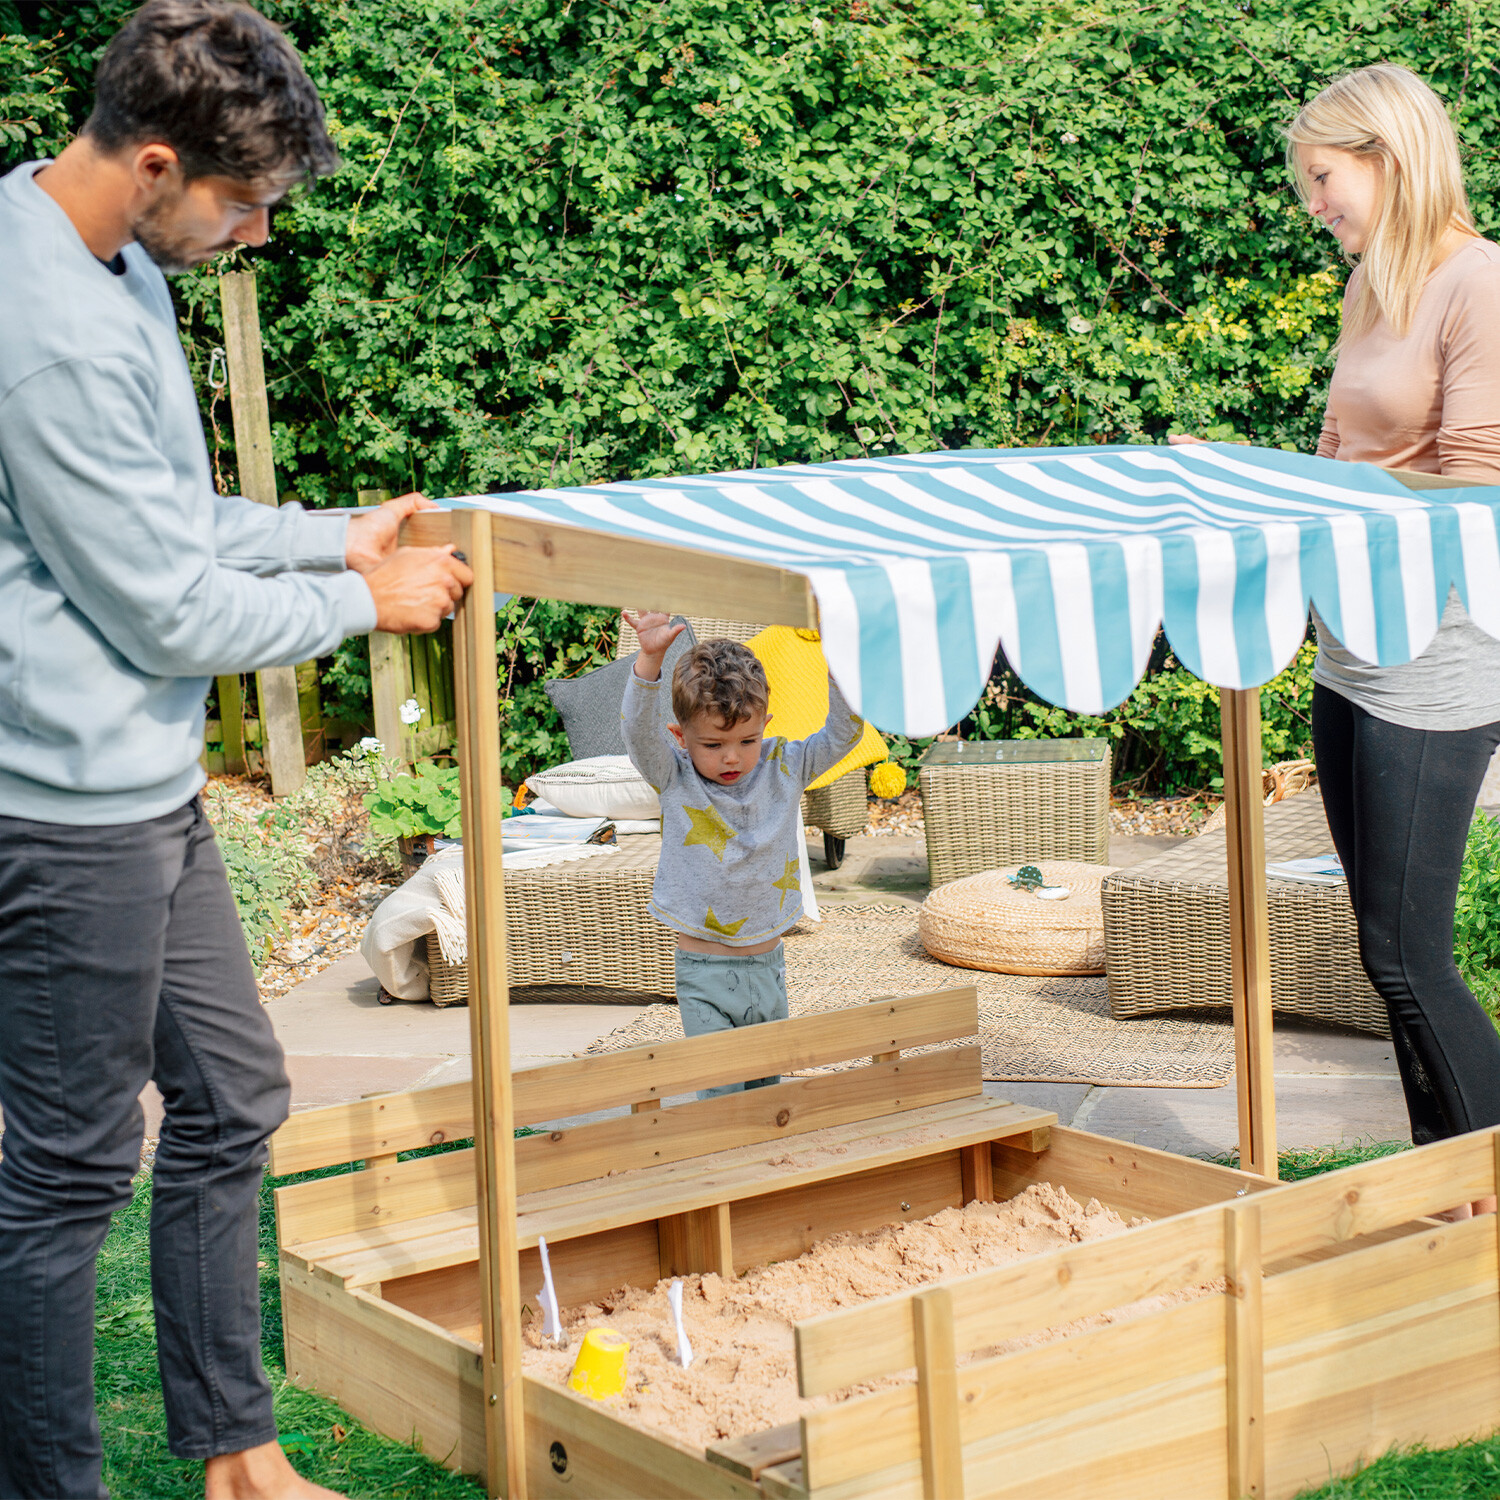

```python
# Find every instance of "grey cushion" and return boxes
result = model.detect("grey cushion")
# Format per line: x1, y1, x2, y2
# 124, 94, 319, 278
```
545, 618, 696, 759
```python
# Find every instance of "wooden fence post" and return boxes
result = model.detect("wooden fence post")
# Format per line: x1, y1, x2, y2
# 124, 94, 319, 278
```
359, 488, 414, 766
219, 270, 306, 798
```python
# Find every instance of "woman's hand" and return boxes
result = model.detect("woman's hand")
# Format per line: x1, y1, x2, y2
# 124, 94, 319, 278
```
1166, 434, 1208, 445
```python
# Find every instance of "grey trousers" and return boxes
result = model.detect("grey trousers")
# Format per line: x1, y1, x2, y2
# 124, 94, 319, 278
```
0, 798, 290, 1500
675, 942, 789, 1099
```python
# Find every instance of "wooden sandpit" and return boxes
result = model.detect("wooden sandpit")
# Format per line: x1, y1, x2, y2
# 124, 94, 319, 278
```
269, 987, 1308, 1498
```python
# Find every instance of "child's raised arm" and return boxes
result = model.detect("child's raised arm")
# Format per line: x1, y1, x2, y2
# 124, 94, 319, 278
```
620, 610, 684, 791
797, 670, 867, 788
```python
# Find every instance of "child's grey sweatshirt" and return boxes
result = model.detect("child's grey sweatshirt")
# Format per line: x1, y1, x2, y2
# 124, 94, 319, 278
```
622, 667, 865, 945
0, 161, 376, 824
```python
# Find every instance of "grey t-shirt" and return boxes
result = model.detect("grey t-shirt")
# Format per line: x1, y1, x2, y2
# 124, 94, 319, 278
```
621, 668, 864, 945
1312, 589, 1500, 730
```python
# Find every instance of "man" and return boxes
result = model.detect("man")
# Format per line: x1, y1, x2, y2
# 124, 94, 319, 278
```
0, 3, 472, 1496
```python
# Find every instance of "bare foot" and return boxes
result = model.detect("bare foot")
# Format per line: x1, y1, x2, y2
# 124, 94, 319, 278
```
204, 1439, 347, 1500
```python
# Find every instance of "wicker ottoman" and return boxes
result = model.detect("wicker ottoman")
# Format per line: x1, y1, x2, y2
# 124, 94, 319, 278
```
425, 834, 676, 1003
1101, 791, 1388, 1035
919, 861, 1116, 975
918, 738, 1112, 886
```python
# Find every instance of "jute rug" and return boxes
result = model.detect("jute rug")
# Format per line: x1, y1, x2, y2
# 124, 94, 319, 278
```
586, 904, 1236, 1088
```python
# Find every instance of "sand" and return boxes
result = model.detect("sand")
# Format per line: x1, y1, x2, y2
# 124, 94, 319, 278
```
521, 1182, 1147, 1451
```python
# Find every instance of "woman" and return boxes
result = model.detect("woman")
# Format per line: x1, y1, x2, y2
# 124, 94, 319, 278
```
1181, 64, 1500, 1191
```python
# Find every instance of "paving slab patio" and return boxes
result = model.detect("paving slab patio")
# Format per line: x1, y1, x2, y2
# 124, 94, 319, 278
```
251, 830, 1412, 1159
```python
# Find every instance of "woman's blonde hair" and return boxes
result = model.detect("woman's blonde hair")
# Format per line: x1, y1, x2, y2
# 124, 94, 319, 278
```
1285, 63, 1475, 339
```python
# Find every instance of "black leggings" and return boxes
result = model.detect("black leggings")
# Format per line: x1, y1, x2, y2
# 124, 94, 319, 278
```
1312, 683, 1500, 1144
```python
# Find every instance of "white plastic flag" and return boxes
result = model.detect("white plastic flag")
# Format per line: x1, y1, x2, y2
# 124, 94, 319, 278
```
667, 1278, 693, 1369
537, 1235, 563, 1343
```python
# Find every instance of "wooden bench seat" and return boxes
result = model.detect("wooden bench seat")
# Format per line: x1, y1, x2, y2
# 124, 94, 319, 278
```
271, 987, 1056, 1304
286, 1091, 1054, 1289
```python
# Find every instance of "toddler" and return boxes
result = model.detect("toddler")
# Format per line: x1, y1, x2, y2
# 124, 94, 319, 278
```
620, 611, 865, 1094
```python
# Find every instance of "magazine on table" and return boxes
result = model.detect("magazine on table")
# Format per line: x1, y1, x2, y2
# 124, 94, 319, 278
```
1265, 855, 1344, 885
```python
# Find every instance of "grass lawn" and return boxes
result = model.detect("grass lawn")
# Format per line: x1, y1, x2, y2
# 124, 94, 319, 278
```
92, 1141, 1497, 1498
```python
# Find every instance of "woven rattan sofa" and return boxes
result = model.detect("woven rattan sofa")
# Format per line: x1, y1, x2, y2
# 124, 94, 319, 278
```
1101, 790, 1387, 1035
423, 615, 872, 1003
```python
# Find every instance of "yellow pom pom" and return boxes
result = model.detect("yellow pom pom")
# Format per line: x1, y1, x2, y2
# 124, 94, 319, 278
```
869, 761, 907, 800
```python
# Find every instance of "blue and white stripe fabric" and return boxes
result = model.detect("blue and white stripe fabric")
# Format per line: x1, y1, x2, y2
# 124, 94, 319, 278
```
447, 444, 1500, 736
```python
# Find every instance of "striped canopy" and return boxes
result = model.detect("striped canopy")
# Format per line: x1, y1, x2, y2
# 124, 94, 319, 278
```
449, 444, 1500, 737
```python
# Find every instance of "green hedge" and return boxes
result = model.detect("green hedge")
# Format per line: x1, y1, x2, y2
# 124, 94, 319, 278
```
7, 0, 1495, 784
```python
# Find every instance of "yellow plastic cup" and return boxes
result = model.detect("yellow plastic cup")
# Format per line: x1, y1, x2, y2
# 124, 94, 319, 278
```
567, 1328, 630, 1400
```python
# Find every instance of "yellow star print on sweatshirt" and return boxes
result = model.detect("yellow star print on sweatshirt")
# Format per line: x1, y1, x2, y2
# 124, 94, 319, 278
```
682, 803, 736, 861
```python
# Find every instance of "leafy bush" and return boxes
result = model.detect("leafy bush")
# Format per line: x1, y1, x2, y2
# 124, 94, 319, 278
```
15, 0, 1494, 770
202, 785, 315, 970
1457, 811, 1500, 1021
362, 760, 463, 840
267, 741, 401, 875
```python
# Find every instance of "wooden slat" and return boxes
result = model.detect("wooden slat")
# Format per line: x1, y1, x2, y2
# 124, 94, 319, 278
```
279, 1260, 486, 1479
732, 1155, 962, 1276
992, 1124, 1267, 1221
276, 1050, 983, 1242
298, 1100, 1050, 1290
1221, 687, 1276, 1178
516, 1049, 980, 1196
517, 1098, 1054, 1250
799, 1293, 1225, 1491
270, 989, 981, 1174
453, 510, 527, 1500
960, 1142, 992, 1204
660, 1202, 733, 1280
913, 1287, 964, 1500
1257, 1132, 1493, 1265
524, 1375, 760, 1500
1261, 1215, 1498, 1499
215, 673, 247, 774
404, 510, 817, 630
1224, 1202, 1264, 1500
706, 1423, 802, 1482
796, 1199, 1224, 1396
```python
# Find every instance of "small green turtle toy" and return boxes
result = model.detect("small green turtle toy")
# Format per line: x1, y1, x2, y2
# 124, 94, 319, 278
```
1009, 864, 1045, 892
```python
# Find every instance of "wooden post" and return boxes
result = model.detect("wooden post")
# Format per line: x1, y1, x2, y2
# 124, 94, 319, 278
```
1224, 1201, 1265, 1500
219, 271, 306, 798
217, 672, 247, 775
1221, 688, 1277, 1179
451, 510, 526, 1500
369, 630, 409, 765
912, 1286, 964, 1500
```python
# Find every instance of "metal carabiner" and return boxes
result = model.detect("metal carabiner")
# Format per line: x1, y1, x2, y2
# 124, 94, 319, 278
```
208, 346, 228, 391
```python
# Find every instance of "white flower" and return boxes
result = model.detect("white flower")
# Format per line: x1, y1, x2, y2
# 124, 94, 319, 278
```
358, 736, 383, 753
399, 698, 423, 726
1060, 131, 1079, 145
1067, 315, 1094, 335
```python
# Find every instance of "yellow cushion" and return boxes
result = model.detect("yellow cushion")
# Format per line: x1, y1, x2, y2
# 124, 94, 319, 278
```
745, 626, 887, 791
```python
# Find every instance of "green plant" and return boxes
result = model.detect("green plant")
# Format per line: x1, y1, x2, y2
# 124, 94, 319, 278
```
1456, 811, 1500, 1024
202, 786, 315, 970
362, 760, 462, 840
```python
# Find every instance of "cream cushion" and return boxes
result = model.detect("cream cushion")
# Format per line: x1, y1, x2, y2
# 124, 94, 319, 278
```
526, 756, 660, 821
919, 861, 1117, 976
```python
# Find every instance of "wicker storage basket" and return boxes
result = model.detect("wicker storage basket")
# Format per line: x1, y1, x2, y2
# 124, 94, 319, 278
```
422, 835, 676, 1004
1102, 791, 1388, 1035
919, 738, 1111, 886
919, 860, 1115, 976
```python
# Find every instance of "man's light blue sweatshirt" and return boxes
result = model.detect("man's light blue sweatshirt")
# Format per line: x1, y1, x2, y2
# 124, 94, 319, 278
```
0, 162, 377, 824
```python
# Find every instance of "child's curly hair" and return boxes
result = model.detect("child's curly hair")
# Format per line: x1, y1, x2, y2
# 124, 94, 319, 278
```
671, 639, 769, 727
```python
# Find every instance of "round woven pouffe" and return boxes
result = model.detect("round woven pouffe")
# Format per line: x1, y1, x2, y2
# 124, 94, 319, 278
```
918, 860, 1119, 976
